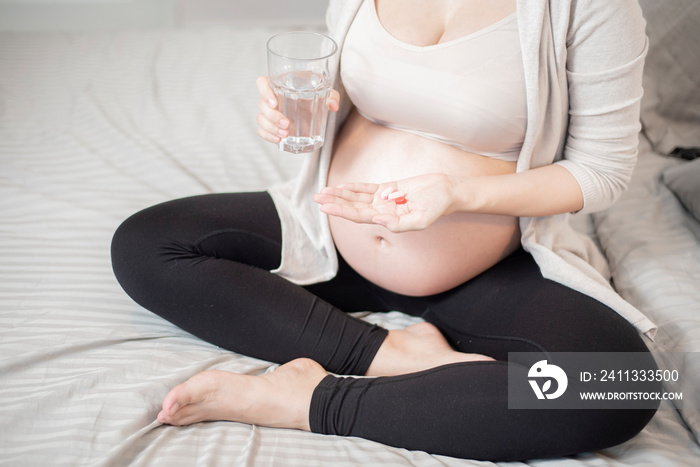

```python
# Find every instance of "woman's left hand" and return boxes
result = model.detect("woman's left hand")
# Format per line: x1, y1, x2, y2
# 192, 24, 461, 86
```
313, 173, 457, 233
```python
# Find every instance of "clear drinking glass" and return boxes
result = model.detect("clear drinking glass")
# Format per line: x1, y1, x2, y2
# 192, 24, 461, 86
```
267, 31, 338, 154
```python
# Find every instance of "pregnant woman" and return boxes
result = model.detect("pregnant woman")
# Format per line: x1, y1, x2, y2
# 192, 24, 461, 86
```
111, 0, 658, 461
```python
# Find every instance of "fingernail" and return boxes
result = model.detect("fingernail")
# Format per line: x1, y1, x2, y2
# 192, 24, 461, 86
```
279, 118, 289, 129
278, 128, 288, 137
267, 97, 277, 108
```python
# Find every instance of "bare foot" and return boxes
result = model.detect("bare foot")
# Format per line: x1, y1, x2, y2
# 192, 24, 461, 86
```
366, 322, 494, 377
157, 358, 327, 430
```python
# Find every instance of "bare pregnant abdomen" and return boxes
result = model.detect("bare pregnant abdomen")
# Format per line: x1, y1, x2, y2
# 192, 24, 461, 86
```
327, 110, 521, 296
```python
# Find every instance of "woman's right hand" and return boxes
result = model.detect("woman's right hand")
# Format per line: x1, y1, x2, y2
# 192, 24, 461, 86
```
255, 76, 340, 144
256, 76, 289, 144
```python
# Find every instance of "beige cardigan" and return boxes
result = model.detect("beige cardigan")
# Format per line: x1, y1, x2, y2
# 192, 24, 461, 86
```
268, 0, 656, 337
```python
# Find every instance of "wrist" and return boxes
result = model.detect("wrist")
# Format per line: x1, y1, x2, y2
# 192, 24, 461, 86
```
449, 175, 493, 214
447, 175, 474, 214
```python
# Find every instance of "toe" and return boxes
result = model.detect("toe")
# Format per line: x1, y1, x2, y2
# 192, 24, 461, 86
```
160, 403, 208, 426
157, 409, 167, 424
161, 371, 221, 418
161, 385, 186, 417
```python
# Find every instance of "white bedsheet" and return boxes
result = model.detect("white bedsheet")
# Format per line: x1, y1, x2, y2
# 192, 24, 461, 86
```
1, 26, 699, 466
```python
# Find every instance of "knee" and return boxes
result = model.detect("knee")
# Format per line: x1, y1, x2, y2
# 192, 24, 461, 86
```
527, 405, 657, 460
111, 211, 144, 292
110, 204, 172, 300
583, 407, 657, 453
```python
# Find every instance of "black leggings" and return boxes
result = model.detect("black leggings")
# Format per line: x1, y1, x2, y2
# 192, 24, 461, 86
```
111, 191, 657, 461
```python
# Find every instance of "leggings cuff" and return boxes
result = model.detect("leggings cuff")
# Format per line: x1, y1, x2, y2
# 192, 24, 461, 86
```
350, 324, 388, 376
308, 374, 337, 435
309, 325, 386, 436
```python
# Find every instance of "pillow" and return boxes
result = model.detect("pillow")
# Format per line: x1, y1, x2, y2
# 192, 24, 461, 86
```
638, 0, 700, 154
662, 157, 700, 222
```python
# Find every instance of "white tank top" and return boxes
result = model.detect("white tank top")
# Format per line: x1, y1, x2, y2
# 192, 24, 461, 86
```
340, 0, 527, 162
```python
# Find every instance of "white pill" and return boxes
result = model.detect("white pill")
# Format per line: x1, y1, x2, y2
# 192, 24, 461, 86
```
388, 191, 406, 200
380, 187, 395, 199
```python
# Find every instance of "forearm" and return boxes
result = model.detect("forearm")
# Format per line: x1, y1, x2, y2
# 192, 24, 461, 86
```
449, 164, 584, 217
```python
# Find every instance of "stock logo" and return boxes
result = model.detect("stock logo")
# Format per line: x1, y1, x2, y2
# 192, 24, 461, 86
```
528, 360, 568, 400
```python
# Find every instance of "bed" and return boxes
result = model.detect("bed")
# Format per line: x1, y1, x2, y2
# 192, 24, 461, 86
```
1, 1, 699, 466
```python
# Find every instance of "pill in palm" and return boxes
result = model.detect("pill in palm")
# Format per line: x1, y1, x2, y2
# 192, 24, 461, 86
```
388, 191, 406, 200
394, 196, 407, 205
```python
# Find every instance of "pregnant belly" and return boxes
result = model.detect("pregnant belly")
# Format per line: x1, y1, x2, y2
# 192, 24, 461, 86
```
327, 110, 521, 296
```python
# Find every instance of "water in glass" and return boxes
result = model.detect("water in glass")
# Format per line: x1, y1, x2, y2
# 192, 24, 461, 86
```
271, 70, 332, 154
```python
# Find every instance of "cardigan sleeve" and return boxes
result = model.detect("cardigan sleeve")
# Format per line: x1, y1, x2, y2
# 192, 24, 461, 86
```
555, 0, 648, 214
